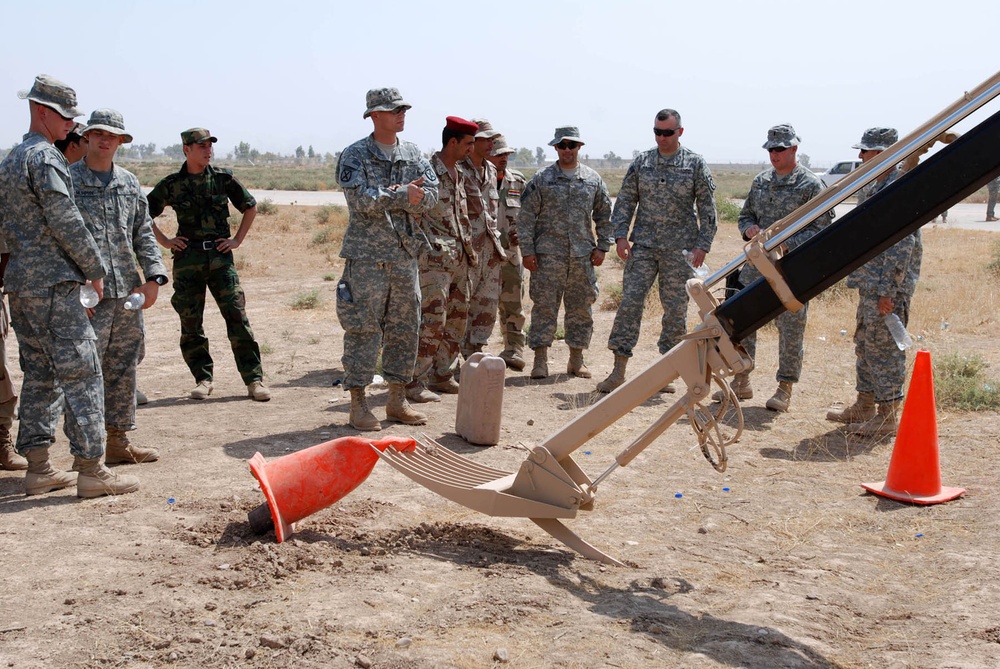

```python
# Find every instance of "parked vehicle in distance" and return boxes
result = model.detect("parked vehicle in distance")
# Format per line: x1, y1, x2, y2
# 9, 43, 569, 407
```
818, 159, 863, 188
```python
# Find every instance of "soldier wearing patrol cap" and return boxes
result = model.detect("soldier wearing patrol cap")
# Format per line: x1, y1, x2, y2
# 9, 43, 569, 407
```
0, 74, 139, 497
148, 127, 270, 403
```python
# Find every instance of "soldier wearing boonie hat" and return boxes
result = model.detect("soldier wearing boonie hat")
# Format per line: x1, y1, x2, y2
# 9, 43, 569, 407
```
827, 126, 920, 438
0, 75, 143, 497
71, 109, 167, 468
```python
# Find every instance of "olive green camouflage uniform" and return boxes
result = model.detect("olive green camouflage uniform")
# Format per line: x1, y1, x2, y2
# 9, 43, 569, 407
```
147, 164, 264, 385
495, 166, 527, 353
461, 158, 505, 353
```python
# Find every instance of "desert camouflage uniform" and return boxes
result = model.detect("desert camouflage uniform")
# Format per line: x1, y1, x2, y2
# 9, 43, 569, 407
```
71, 161, 167, 431
847, 168, 921, 402
148, 163, 263, 385
518, 163, 613, 349
0, 132, 107, 458
0, 237, 18, 436
736, 164, 834, 383
607, 146, 717, 356
413, 153, 475, 386
336, 135, 439, 389
496, 167, 527, 352
461, 158, 505, 353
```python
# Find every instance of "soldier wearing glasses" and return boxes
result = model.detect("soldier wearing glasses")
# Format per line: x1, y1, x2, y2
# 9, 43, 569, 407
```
596, 109, 717, 394
518, 126, 613, 380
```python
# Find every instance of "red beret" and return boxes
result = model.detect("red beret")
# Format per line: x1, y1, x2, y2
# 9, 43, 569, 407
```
445, 116, 478, 136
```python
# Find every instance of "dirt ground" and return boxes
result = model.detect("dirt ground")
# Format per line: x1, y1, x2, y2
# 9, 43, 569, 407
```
2, 207, 999, 669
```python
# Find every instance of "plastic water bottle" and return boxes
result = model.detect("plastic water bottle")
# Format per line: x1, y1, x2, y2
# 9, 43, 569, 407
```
682, 250, 709, 279
124, 293, 146, 311
79, 284, 99, 308
883, 313, 913, 350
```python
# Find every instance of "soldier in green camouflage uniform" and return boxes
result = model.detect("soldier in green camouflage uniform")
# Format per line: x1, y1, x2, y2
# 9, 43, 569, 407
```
72, 109, 168, 464
405, 117, 478, 403
148, 128, 270, 402
487, 136, 528, 371
518, 127, 613, 379
719, 125, 836, 411
597, 110, 717, 394
336, 88, 439, 430
0, 75, 137, 497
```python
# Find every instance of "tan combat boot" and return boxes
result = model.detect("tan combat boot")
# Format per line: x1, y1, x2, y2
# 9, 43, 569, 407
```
349, 388, 381, 432
104, 426, 159, 464
765, 381, 794, 413
499, 345, 526, 372
596, 354, 629, 393
74, 456, 140, 498
712, 372, 753, 402
826, 391, 876, 423
567, 347, 591, 378
247, 380, 271, 402
385, 382, 427, 425
847, 399, 901, 437
530, 347, 549, 379
0, 424, 27, 470
24, 448, 76, 495
405, 381, 441, 403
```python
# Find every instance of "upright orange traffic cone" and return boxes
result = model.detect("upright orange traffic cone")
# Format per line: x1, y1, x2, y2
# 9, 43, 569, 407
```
861, 350, 965, 504
248, 435, 416, 542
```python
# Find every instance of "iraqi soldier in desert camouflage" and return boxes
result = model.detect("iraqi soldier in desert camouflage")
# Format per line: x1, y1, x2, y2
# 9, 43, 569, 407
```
0, 75, 137, 497
827, 127, 921, 437
335, 87, 439, 430
713, 124, 834, 412
71, 109, 168, 464
0, 241, 25, 472
487, 136, 528, 371
149, 128, 270, 403
596, 109, 717, 394
518, 126, 613, 379
405, 116, 478, 403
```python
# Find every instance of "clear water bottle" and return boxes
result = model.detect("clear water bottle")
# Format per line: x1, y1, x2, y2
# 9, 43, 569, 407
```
79, 284, 99, 308
124, 293, 146, 311
883, 313, 913, 350
682, 249, 709, 279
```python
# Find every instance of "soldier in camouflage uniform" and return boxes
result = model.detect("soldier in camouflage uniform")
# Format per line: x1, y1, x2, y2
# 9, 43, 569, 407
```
828, 127, 921, 437
0, 75, 137, 497
0, 244, 26, 471
336, 87, 439, 430
71, 109, 168, 464
597, 109, 717, 394
487, 136, 528, 371
405, 117, 478, 403
518, 126, 613, 379
149, 128, 270, 403
986, 176, 999, 221
460, 118, 505, 362
714, 125, 834, 411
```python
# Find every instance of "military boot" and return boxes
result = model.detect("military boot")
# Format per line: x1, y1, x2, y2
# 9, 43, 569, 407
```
499, 343, 526, 372
847, 399, 901, 437
74, 457, 140, 498
349, 388, 381, 432
0, 425, 27, 470
765, 381, 794, 413
405, 381, 441, 403
567, 347, 591, 378
596, 354, 629, 393
712, 372, 752, 402
24, 448, 76, 495
104, 426, 159, 464
385, 383, 427, 425
530, 347, 549, 379
826, 391, 876, 423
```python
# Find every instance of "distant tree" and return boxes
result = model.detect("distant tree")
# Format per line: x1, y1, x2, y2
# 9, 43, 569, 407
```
799, 152, 811, 169
603, 151, 623, 168
295, 145, 305, 159
233, 141, 254, 162
514, 147, 533, 166
324, 152, 335, 164
162, 143, 185, 160
307, 145, 315, 159
535, 146, 546, 166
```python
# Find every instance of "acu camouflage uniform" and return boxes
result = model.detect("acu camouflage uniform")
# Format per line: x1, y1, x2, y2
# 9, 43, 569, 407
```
0, 132, 108, 459
607, 146, 717, 357
413, 152, 475, 387
70, 160, 167, 432
847, 168, 921, 403
147, 163, 264, 385
518, 163, 613, 349
736, 164, 834, 383
460, 158, 505, 353
335, 135, 439, 390
495, 166, 527, 354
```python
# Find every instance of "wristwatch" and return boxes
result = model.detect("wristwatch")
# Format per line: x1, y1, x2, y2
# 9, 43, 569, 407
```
150, 275, 169, 286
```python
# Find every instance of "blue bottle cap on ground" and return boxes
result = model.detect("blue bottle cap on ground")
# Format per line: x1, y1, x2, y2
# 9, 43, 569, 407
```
722, 487, 730, 492
674, 493, 683, 498
915, 533, 924, 538
167, 497, 176, 504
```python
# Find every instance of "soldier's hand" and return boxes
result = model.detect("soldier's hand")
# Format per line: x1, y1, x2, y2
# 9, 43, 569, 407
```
509, 228, 519, 246
407, 176, 425, 205
93, 278, 104, 301
164, 235, 188, 251
216, 238, 240, 253
690, 248, 707, 267
744, 225, 761, 240
522, 254, 539, 272
591, 249, 606, 267
136, 282, 160, 309
615, 238, 631, 261
878, 295, 895, 316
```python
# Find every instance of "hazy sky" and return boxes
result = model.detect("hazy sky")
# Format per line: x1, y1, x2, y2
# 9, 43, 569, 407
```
2, 0, 997, 167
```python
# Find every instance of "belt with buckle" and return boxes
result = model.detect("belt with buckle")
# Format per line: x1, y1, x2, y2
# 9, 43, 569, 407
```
189, 240, 218, 251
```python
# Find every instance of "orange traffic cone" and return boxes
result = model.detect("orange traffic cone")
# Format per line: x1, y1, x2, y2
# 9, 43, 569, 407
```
248, 435, 416, 542
861, 350, 965, 504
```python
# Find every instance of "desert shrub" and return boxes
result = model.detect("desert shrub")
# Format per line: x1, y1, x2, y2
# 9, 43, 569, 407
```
934, 352, 1000, 411
601, 284, 623, 311
291, 289, 322, 310
717, 198, 741, 222
257, 198, 277, 215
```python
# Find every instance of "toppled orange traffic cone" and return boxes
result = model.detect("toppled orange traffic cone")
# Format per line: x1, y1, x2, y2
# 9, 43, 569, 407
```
249, 435, 416, 541
861, 350, 965, 505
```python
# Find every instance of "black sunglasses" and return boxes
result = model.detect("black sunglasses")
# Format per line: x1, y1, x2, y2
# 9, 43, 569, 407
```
767, 146, 789, 154
653, 127, 680, 137
555, 141, 580, 150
